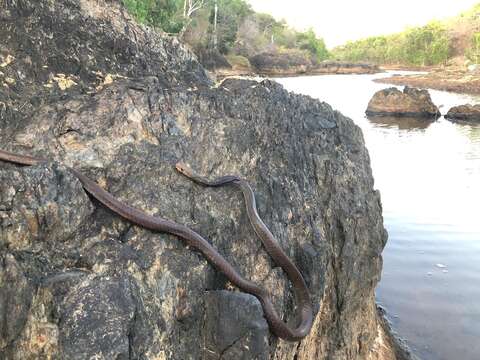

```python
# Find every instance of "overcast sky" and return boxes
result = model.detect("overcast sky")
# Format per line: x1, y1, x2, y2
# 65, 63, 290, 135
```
246, 0, 480, 48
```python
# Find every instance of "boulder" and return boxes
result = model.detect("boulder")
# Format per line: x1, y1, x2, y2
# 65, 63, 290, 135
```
366, 87, 440, 118
0, 1, 395, 359
445, 104, 480, 122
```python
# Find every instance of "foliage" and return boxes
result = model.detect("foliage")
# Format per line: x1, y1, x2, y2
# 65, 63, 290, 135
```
295, 29, 330, 62
225, 54, 251, 68
122, 0, 185, 33
122, 0, 329, 63
211, 0, 254, 54
332, 21, 451, 66
467, 32, 480, 64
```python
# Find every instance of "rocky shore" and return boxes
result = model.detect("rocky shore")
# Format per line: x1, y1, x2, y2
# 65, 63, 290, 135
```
375, 68, 480, 96
205, 51, 381, 78
248, 53, 380, 77
0, 1, 401, 359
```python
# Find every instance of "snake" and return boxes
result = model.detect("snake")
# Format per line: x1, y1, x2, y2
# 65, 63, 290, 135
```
0, 148, 313, 341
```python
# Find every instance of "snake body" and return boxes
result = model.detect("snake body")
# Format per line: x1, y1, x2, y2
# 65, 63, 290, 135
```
0, 149, 313, 341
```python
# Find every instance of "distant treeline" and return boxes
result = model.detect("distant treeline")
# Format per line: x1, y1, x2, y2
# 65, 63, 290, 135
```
122, 0, 330, 65
331, 22, 450, 66
332, 4, 480, 66
123, 1, 480, 68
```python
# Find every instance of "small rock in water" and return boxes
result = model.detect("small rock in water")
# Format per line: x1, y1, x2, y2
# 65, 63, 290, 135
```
427, 272, 433, 276
442, 270, 449, 273
436, 263, 447, 269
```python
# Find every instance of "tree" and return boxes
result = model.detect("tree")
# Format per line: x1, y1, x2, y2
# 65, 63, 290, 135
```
183, 0, 205, 18
122, 0, 185, 33
331, 21, 450, 66
467, 33, 480, 64
208, 0, 253, 54
296, 29, 329, 62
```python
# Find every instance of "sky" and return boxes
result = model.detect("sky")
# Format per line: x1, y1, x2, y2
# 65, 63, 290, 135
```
246, 0, 480, 48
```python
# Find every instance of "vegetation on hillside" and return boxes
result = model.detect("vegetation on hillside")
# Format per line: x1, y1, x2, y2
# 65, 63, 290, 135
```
332, 21, 451, 66
332, 3, 480, 66
122, 0, 330, 67
466, 33, 480, 63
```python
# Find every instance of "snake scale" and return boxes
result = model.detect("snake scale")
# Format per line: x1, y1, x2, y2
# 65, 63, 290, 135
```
0, 149, 313, 341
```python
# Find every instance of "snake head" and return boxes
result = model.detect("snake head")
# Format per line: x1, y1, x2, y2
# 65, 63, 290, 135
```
175, 162, 192, 177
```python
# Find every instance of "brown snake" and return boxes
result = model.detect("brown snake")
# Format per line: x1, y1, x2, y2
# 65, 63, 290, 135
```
0, 149, 313, 341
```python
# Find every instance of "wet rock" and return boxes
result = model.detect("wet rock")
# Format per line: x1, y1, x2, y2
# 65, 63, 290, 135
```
445, 104, 480, 122
0, 0, 391, 359
366, 87, 440, 118
376, 307, 420, 360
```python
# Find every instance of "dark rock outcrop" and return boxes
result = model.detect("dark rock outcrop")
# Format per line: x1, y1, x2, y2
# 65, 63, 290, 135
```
366, 87, 440, 118
249, 50, 313, 75
194, 48, 232, 71
0, 0, 210, 129
0, 1, 393, 359
445, 104, 480, 122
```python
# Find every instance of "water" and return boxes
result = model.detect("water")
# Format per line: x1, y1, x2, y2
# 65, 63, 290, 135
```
275, 72, 480, 360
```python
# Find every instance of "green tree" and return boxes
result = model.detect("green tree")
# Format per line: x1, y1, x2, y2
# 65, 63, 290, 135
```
211, 0, 253, 53
467, 33, 480, 64
331, 21, 450, 66
122, 0, 185, 33
296, 29, 330, 62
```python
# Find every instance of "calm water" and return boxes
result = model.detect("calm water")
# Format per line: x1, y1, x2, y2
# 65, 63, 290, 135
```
276, 72, 480, 360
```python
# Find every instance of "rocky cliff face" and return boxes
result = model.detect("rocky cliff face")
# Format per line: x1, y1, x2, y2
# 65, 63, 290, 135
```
1, 1, 392, 359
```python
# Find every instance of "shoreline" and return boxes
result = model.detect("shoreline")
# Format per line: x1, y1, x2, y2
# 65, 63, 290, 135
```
212, 61, 382, 79
375, 67, 480, 96
214, 65, 480, 98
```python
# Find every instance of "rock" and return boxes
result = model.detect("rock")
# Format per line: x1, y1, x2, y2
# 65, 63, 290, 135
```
312, 61, 380, 75
249, 50, 312, 75
376, 307, 420, 360
366, 87, 440, 118
194, 48, 232, 71
203, 291, 269, 359
0, 1, 394, 359
0, 0, 210, 131
249, 52, 379, 76
445, 104, 480, 122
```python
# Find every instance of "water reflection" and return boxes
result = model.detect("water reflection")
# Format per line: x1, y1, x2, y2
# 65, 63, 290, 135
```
276, 73, 480, 360
367, 115, 435, 130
